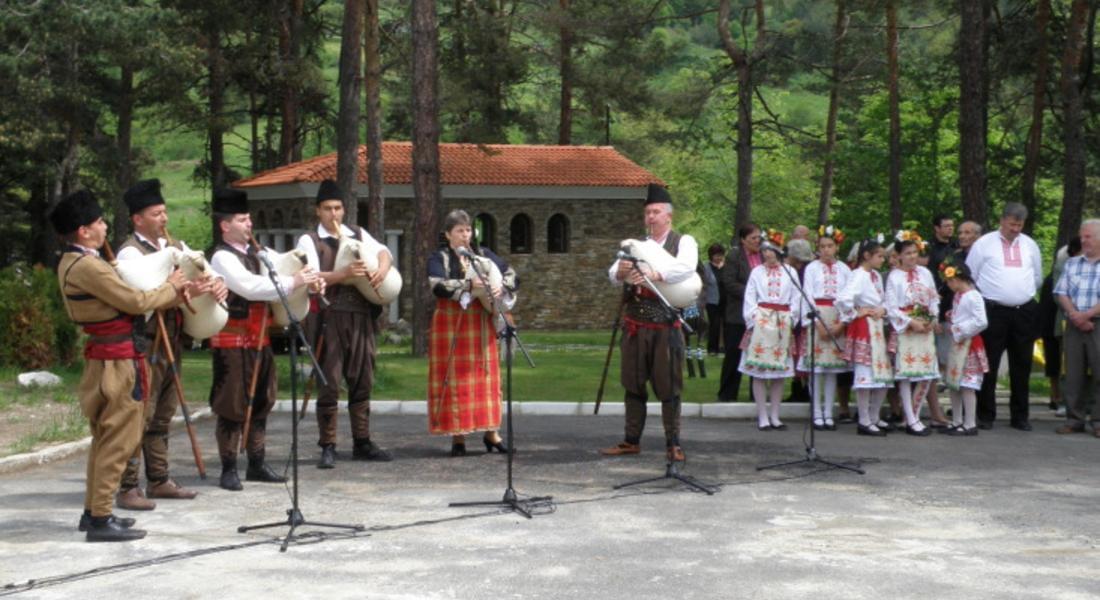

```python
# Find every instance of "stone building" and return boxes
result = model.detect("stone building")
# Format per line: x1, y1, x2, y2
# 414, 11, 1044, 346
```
233, 142, 663, 329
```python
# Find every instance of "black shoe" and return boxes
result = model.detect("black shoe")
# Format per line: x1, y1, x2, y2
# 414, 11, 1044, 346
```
771, 422, 788, 431
977, 421, 993, 430
905, 424, 932, 437
245, 461, 287, 483
836, 413, 855, 424
219, 468, 243, 492
824, 420, 837, 431
78, 510, 135, 532
813, 421, 826, 431
483, 435, 510, 454
857, 424, 887, 437
450, 442, 467, 457
878, 420, 898, 433
1011, 420, 1033, 432
85, 515, 146, 542
318, 444, 336, 469
352, 440, 394, 462
758, 423, 773, 431
963, 426, 979, 436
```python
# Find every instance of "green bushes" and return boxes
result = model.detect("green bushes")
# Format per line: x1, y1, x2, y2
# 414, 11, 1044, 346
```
0, 263, 79, 369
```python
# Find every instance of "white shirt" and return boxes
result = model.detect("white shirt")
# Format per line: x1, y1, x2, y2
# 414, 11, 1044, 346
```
965, 230, 1042, 305
836, 267, 885, 323
607, 231, 698, 285
210, 241, 296, 302
885, 266, 939, 332
950, 288, 988, 342
743, 263, 799, 327
295, 223, 390, 271
800, 259, 852, 326
116, 231, 192, 261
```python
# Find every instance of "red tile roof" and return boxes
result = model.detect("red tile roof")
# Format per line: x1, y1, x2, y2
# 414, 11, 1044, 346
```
234, 142, 663, 188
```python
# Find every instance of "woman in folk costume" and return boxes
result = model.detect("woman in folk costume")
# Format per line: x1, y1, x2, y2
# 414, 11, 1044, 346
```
739, 239, 800, 431
427, 210, 515, 457
941, 262, 988, 436
837, 238, 894, 436
885, 235, 941, 436
797, 226, 852, 431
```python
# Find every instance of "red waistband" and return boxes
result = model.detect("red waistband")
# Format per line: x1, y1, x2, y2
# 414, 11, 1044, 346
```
210, 304, 270, 349
814, 299, 835, 307
623, 315, 680, 335
759, 302, 790, 312
82, 316, 141, 360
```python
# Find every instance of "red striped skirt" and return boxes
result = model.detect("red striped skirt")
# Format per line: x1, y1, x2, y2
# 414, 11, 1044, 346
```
427, 298, 502, 435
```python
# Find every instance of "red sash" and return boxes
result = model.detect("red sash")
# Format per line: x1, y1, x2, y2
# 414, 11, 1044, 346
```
82, 316, 140, 360
759, 302, 790, 312
210, 303, 270, 349
814, 298, 835, 307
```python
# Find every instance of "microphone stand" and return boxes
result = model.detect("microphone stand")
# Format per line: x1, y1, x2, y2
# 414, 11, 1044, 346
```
449, 250, 550, 519
612, 255, 718, 495
237, 242, 366, 550
756, 256, 864, 476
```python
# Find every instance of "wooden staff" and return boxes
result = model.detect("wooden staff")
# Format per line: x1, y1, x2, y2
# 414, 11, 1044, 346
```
154, 311, 207, 479
241, 232, 270, 452
594, 285, 632, 415
298, 332, 324, 423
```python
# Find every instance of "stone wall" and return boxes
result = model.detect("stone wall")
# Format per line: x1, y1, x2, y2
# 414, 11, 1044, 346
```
254, 193, 646, 329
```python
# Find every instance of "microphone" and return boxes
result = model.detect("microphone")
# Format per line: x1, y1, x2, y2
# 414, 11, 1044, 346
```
616, 250, 639, 263
455, 246, 476, 259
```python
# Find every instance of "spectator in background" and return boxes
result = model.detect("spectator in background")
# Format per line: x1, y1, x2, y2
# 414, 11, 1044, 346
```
956, 221, 982, 258
717, 224, 763, 402
1040, 240, 1077, 415
1054, 224, 1100, 436
791, 225, 811, 243
927, 214, 959, 429
966, 203, 1043, 431
704, 243, 726, 355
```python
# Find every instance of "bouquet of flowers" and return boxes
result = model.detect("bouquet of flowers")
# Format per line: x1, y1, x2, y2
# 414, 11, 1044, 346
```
909, 304, 934, 322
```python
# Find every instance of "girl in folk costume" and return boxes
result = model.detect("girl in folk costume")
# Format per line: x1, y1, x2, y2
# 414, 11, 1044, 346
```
427, 210, 515, 457
941, 263, 988, 436
798, 226, 852, 430
886, 236, 941, 436
739, 240, 800, 431
836, 238, 895, 436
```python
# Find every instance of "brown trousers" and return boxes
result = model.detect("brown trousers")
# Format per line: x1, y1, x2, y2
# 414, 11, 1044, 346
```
315, 310, 376, 446
209, 347, 276, 463
620, 323, 684, 447
120, 329, 182, 489
79, 359, 144, 517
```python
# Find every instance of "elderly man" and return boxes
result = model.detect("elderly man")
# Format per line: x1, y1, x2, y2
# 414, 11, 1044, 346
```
966, 203, 1043, 430
956, 221, 982, 259
1054, 221, 1100, 436
601, 184, 697, 463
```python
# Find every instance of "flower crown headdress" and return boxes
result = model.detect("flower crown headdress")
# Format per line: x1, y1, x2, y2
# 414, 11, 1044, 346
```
817, 224, 846, 245
765, 227, 786, 248
894, 229, 928, 253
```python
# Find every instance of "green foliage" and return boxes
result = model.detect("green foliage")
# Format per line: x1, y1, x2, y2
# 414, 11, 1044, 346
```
0, 264, 79, 369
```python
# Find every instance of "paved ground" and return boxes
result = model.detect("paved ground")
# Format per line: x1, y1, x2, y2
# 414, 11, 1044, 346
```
1, 411, 1098, 599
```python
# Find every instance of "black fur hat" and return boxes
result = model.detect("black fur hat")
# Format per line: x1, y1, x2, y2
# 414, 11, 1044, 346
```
212, 188, 249, 215
49, 190, 103, 235
124, 178, 165, 215
645, 183, 672, 206
316, 179, 343, 204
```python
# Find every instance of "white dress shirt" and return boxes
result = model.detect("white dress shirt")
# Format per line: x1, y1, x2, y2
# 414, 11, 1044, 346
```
211, 241, 296, 301
607, 231, 698, 285
295, 223, 390, 271
965, 231, 1042, 306
116, 231, 191, 261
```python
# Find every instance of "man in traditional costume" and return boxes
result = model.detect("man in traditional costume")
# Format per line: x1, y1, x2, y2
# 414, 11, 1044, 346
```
52, 190, 191, 541
115, 179, 226, 509
208, 188, 320, 490
295, 179, 393, 468
601, 184, 698, 463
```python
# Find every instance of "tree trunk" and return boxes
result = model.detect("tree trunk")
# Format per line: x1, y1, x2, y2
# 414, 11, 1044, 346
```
249, 90, 260, 173
1020, 0, 1051, 235
337, 0, 364, 225
817, 0, 847, 226
278, 0, 303, 165
1058, 0, 1090, 248
958, 0, 988, 226
717, 0, 766, 239
557, 0, 574, 145
886, 0, 903, 231
207, 27, 227, 191
411, 0, 443, 357
364, 0, 385, 239
113, 63, 135, 247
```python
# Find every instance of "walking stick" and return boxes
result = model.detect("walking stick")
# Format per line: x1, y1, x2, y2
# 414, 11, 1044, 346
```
240, 308, 269, 453
594, 286, 631, 415
154, 311, 207, 479
298, 331, 324, 424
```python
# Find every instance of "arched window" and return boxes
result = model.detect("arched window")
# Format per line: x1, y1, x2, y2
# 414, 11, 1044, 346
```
290, 208, 302, 229
255, 210, 268, 230
272, 209, 285, 229
474, 213, 497, 252
547, 213, 570, 254
509, 213, 533, 254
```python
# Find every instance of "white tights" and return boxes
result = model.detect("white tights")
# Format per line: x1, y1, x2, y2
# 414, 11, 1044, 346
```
856, 388, 888, 428
811, 373, 837, 423
898, 380, 933, 431
949, 388, 977, 429
752, 378, 786, 427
